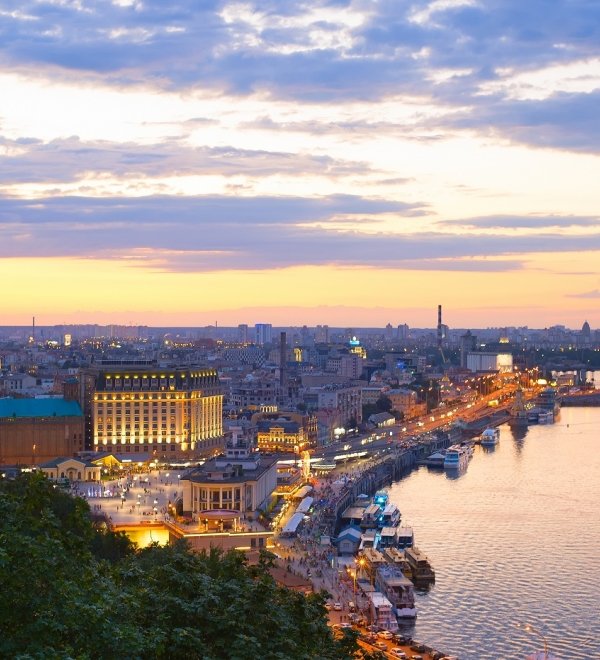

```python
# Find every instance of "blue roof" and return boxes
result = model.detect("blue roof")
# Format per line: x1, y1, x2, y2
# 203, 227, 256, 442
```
0, 398, 83, 419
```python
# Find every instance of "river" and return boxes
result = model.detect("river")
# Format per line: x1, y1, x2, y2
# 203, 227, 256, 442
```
387, 405, 600, 660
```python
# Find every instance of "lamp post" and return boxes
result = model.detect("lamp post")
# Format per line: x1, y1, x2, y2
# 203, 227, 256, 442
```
515, 622, 549, 659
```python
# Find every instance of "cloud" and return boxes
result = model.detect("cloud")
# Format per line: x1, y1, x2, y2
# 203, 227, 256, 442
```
567, 289, 600, 299
444, 215, 600, 229
0, 194, 599, 271
0, 136, 373, 184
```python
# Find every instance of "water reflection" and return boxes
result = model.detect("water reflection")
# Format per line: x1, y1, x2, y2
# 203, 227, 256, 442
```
510, 425, 528, 442
387, 408, 600, 660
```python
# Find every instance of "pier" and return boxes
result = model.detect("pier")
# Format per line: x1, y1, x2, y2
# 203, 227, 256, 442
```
328, 429, 458, 533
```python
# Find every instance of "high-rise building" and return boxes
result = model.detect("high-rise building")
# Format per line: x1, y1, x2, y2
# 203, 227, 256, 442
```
238, 324, 249, 343
255, 323, 273, 346
397, 324, 409, 341
460, 331, 477, 368
92, 367, 223, 459
315, 325, 329, 343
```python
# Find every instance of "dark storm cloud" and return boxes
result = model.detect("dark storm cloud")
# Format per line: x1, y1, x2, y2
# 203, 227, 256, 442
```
0, 194, 599, 271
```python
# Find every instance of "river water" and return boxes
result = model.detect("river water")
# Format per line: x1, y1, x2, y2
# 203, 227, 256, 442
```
387, 406, 600, 660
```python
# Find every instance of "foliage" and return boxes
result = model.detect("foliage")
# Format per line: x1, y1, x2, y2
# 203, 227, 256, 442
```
0, 474, 374, 659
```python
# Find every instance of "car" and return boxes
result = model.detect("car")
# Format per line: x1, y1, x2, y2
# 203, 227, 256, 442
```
333, 602, 343, 611
393, 634, 410, 645
411, 655, 424, 660
378, 630, 394, 640
338, 622, 352, 629
410, 644, 427, 653
366, 624, 380, 632
374, 641, 388, 650
390, 649, 407, 658
324, 602, 333, 610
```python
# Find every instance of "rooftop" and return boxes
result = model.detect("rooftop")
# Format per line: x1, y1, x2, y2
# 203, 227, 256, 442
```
0, 398, 82, 419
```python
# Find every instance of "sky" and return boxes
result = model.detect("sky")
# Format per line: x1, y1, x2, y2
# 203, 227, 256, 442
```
1, 0, 599, 329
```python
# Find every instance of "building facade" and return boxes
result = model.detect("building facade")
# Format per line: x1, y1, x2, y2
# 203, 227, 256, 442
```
181, 438, 277, 518
0, 398, 84, 465
92, 367, 223, 459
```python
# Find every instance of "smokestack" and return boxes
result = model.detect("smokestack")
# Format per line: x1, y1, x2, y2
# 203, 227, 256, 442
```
437, 305, 442, 348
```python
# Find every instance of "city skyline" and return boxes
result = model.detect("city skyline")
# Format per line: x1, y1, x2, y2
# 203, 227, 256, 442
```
1, 1, 599, 327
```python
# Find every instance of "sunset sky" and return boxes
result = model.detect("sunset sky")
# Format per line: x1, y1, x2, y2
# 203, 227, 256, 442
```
1, 0, 599, 328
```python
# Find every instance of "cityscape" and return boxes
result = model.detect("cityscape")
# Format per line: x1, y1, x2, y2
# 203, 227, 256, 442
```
1, 0, 599, 659
1, 315, 599, 658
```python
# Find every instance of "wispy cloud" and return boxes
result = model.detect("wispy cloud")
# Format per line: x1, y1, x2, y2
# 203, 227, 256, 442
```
567, 289, 600, 299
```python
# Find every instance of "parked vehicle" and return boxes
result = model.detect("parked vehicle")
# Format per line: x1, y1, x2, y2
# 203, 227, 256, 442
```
390, 650, 407, 659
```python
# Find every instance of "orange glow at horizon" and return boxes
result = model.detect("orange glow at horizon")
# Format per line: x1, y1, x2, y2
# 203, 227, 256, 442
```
3, 253, 598, 327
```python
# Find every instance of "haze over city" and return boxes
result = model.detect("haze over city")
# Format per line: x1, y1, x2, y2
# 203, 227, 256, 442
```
1, 0, 599, 327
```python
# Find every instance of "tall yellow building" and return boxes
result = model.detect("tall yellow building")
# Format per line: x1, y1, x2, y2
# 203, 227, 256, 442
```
92, 367, 223, 459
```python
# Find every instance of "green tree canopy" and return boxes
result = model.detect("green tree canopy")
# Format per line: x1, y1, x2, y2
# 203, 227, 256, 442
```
0, 474, 377, 659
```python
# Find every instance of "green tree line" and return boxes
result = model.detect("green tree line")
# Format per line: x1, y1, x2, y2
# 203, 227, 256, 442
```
0, 473, 380, 660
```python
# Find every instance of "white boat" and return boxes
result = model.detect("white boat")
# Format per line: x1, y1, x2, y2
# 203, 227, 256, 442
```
480, 428, 500, 446
367, 591, 399, 632
444, 444, 469, 470
375, 565, 417, 619
379, 503, 401, 528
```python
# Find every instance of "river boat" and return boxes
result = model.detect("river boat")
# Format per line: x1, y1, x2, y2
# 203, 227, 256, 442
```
360, 504, 382, 530
536, 387, 560, 410
359, 529, 378, 551
378, 526, 397, 550
367, 591, 399, 632
375, 565, 417, 618
443, 444, 469, 470
404, 546, 435, 586
480, 427, 500, 446
379, 503, 401, 528
381, 547, 413, 581
395, 526, 414, 549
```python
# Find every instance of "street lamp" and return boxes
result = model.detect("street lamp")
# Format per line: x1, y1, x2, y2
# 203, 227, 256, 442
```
515, 622, 549, 659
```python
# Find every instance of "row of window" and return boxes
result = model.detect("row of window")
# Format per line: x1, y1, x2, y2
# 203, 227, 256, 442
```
96, 417, 175, 429
98, 444, 178, 453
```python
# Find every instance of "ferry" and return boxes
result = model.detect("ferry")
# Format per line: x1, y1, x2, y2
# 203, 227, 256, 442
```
379, 503, 401, 528
359, 529, 377, 552
367, 591, 399, 632
375, 565, 417, 618
443, 444, 469, 470
404, 546, 435, 586
395, 526, 414, 549
381, 547, 413, 581
480, 427, 500, 447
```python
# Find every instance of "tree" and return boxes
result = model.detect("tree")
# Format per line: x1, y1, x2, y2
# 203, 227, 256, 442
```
0, 474, 371, 659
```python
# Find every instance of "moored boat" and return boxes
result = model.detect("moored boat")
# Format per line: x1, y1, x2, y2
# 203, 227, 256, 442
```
404, 546, 435, 586
480, 427, 500, 446
443, 444, 469, 470
375, 564, 417, 618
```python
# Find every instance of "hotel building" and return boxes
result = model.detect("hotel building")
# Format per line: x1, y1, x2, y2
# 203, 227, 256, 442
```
92, 367, 223, 459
